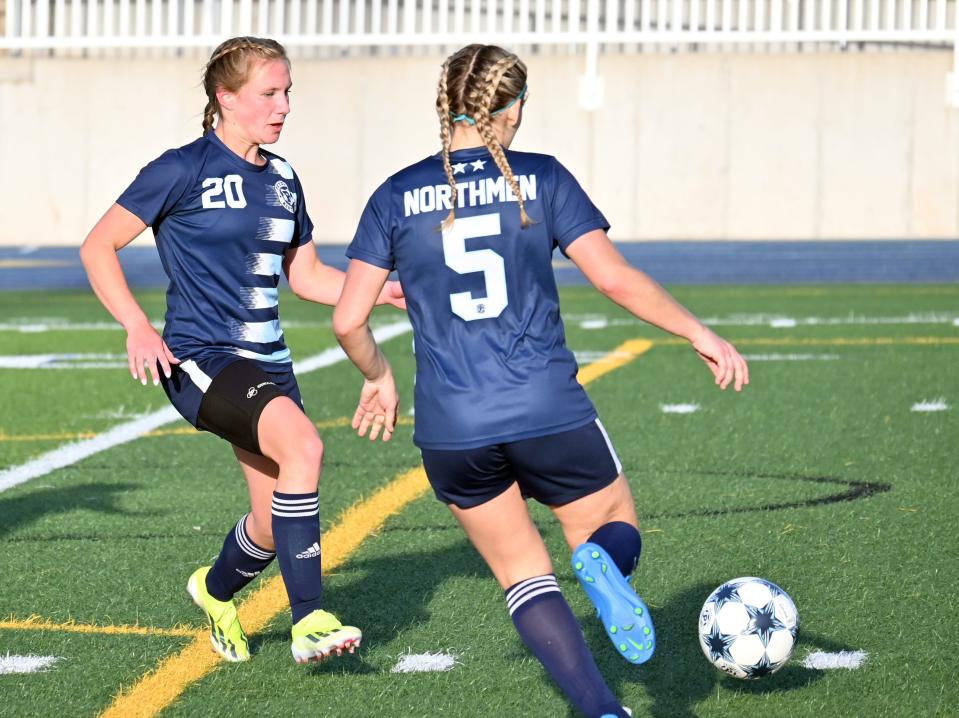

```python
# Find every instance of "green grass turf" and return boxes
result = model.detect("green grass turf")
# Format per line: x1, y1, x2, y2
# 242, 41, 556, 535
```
0, 285, 956, 717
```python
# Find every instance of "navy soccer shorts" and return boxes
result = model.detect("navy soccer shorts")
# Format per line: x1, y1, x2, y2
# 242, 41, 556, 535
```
160, 355, 304, 455
420, 418, 623, 509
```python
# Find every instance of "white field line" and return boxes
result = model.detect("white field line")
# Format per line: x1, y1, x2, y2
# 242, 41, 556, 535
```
0, 321, 164, 333
6, 313, 958, 334
0, 353, 125, 369
391, 651, 460, 673
568, 313, 959, 330
801, 650, 868, 670
742, 353, 840, 361
0, 318, 403, 333
0, 654, 60, 674
574, 350, 635, 364
911, 398, 949, 412
0, 320, 412, 494
661, 403, 700, 414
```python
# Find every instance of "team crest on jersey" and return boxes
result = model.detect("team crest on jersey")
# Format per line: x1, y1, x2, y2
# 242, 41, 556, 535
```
273, 180, 297, 213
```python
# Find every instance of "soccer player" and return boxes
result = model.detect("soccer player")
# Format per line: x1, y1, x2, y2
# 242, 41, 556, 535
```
333, 44, 748, 716
80, 36, 404, 664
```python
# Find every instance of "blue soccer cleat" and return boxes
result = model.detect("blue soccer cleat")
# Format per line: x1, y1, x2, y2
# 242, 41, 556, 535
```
572, 542, 655, 665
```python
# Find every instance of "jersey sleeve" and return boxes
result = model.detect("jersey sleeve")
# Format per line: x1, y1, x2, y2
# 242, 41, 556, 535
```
346, 179, 395, 270
291, 171, 314, 248
548, 158, 610, 252
116, 149, 194, 226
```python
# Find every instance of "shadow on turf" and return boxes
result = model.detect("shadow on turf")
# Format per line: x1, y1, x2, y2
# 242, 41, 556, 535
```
248, 536, 490, 676
593, 582, 859, 718
244, 544, 858, 714
0, 482, 142, 539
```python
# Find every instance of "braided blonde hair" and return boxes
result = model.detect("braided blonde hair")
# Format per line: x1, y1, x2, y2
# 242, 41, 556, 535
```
201, 36, 288, 133
436, 45, 530, 231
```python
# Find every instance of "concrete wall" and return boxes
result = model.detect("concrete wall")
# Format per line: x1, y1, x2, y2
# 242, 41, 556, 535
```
1, 49, 957, 245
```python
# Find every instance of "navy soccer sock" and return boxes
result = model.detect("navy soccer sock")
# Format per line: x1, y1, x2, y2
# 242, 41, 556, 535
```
507, 575, 629, 718
205, 513, 276, 602
588, 521, 642, 578
272, 491, 323, 624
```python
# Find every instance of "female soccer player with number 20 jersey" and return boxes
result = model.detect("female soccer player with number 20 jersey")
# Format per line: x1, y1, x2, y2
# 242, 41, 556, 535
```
81, 36, 403, 666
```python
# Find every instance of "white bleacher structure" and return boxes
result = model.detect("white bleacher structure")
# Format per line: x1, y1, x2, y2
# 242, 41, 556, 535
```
3, 0, 959, 101
0, 0, 953, 54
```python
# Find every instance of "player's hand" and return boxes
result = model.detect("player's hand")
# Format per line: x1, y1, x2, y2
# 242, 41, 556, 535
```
690, 326, 749, 392
352, 371, 399, 442
125, 320, 179, 386
378, 280, 407, 311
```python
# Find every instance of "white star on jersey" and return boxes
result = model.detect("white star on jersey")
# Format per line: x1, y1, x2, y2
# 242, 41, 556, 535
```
452, 162, 467, 175
470, 159, 487, 171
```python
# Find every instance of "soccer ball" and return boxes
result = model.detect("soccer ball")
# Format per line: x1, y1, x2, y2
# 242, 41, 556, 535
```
697, 576, 800, 679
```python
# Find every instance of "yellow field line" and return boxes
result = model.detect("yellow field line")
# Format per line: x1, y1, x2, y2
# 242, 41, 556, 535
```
0, 430, 101, 442
98, 467, 430, 718
96, 338, 654, 718
0, 615, 196, 637
656, 335, 959, 346
577, 339, 653, 384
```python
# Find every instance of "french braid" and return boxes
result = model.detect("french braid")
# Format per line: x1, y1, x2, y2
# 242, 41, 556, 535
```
437, 57, 458, 231
437, 45, 530, 229
473, 55, 531, 227
201, 36, 288, 133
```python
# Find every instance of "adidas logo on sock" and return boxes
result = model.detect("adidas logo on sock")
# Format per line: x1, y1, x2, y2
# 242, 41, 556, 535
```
235, 568, 260, 578
295, 542, 321, 559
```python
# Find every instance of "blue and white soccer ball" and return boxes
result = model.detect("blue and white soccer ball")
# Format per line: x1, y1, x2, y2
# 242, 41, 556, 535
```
697, 576, 800, 679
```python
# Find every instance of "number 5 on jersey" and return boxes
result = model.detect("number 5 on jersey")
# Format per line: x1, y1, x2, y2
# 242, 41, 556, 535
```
442, 213, 508, 321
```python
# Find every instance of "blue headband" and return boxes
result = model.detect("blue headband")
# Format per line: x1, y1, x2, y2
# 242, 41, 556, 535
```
451, 85, 528, 125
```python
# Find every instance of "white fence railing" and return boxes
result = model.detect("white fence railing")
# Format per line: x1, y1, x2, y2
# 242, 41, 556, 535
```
3, 0, 959, 102
2, 0, 957, 49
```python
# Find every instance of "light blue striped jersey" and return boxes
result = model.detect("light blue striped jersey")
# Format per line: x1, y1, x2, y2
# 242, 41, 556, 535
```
117, 131, 313, 364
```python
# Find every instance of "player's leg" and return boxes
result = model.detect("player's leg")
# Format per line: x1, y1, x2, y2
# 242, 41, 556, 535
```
510, 420, 652, 664
167, 359, 276, 662
551, 475, 641, 577
201, 447, 279, 599
552, 476, 654, 664
423, 445, 629, 718
185, 443, 281, 663
182, 358, 358, 662
256, 396, 361, 662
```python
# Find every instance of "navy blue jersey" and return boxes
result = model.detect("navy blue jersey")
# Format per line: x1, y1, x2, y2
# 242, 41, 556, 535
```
118, 131, 313, 364
348, 146, 609, 449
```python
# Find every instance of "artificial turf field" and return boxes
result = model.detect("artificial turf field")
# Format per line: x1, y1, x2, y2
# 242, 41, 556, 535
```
0, 284, 955, 717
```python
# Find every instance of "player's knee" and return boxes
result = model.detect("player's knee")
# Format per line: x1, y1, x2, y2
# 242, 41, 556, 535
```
276, 429, 323, 478
299, 433, 324, 475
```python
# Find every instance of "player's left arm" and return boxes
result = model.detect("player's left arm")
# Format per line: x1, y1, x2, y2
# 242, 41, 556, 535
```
332, 259, 399, 441
283, 242, 405, 309
566, 229, 749, 391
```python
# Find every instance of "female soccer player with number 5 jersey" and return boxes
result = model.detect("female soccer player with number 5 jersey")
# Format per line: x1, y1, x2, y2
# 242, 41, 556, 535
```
80, 36, 404, 666
334, 44, 748, 717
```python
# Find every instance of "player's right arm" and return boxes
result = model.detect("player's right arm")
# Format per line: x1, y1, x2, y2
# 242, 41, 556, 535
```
332, 259, 398, 442
566, 230, 748, 392
80, 204, 179, 386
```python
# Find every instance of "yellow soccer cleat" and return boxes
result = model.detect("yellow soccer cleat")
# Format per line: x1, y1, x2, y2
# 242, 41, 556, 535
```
187, 566, 251, 662
290, 609, 362, 664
